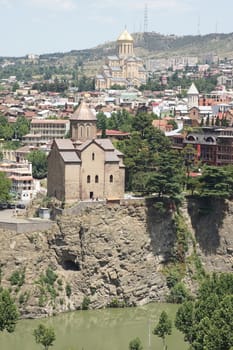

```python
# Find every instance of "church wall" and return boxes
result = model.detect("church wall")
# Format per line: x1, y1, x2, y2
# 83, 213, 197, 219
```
80, 143, 105, 200
47, 147, 65, 201
104, 163, 124, 199
64, 164, 80, 203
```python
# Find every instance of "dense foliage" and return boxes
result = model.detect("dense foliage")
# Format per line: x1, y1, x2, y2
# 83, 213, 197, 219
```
153, 311, 172, 350
175, 273, 233, 349
141, 72, 218, 94
0, 288, 19, 333
27, 150, 48, 179
115, 112, 185, 204
33, 324, 56, 350
0, 114, 29, 141
0, 172, 12, 202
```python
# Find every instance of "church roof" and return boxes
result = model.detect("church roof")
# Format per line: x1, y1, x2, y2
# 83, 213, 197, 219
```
60, 151, 81, 163
54, 139, 74, 150
95, 138, 115, 151
70, 101, 97, 121
105, 151, 120, 162
117, 29, 133, 42
187, 83, 199, 95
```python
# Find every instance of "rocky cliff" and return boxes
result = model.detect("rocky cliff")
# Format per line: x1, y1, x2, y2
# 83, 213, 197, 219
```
0, 199, 232, 318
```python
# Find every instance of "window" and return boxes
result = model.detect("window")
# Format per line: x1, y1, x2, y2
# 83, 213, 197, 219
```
92, 152, 95, 160
110, 175, 113, 183
87, 175, 91, 183
95, 175, 99, 183
80, 126, 83, 137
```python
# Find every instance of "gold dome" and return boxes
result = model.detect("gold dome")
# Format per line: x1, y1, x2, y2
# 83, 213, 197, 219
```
117, 29, 133, 42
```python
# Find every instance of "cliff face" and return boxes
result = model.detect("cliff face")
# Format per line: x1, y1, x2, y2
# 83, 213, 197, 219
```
186, 198, 233, 272
0, 200, 232, 318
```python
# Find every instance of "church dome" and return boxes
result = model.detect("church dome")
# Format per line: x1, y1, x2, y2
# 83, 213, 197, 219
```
70, 101, 97, 121
117, 29, 133, 42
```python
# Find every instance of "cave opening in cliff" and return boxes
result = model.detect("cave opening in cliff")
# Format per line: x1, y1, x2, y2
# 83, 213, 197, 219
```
62, 260, 80, 271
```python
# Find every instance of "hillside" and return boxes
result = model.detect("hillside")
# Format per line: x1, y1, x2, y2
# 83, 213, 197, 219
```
1, 32, 233, 79
40, 32, 233, 76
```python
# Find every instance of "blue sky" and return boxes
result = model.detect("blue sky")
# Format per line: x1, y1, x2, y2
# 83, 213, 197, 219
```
0, 0, 232, 57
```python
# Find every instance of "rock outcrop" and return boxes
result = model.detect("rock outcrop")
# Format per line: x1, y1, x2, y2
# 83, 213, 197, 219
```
0, 199, 232, 318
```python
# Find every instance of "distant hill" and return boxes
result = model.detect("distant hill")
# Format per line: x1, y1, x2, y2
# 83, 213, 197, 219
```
40, 32, 233, 76
2, 32, 233, 79
40, 32, 233, 61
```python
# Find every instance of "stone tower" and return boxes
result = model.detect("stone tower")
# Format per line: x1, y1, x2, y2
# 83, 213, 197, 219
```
187, 83, 199, 109
117, 29, 134, 58
70, 101, 97, 142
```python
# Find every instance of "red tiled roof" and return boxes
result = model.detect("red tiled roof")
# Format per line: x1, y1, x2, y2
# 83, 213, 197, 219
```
97, 129, 130, 136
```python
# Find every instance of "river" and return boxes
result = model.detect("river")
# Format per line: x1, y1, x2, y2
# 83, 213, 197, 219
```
0, 303, 188, 350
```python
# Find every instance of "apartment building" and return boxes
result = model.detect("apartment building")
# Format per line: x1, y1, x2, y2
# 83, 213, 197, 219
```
0, 161, 39, 201
23, 119, 70, 146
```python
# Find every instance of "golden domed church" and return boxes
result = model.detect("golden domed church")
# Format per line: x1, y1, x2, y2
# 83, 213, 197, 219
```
95, 29, 146, 90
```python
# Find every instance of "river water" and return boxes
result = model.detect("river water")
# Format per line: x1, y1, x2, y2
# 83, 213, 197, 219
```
0, 303, 188, 350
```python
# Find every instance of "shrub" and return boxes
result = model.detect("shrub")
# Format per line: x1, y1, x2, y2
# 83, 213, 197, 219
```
65, 283, 71, 298
9, 269, 25, 287
167, 282, 191, 304
82, 296, 91, 310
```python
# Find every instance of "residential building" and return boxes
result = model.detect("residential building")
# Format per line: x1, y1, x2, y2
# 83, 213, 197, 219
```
22, 119, 70, 146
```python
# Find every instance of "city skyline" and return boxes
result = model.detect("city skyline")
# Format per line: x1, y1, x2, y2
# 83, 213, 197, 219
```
0, 0, 232, 57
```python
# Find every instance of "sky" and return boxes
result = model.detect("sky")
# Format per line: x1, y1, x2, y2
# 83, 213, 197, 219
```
0, 0, 233, 57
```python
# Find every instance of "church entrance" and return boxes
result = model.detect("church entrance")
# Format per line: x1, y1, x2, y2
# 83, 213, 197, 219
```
90, 192, 94, 199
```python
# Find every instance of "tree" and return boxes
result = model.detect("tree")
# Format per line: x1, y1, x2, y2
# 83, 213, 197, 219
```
146, 150, 185, 204
0, 172, 12, 202
96, 112, 107, 138
129, 337, 143, 350
175, 273, 233, 350
0, 288, 19, 333
198, 165, 233, 198
14, 116, 30, 140
27, 150, 47, 179
153, 311, 172, 350
33, 324, 56, 350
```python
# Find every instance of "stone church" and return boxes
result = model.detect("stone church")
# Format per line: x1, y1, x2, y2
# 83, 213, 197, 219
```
95, 29, 146, 90
47, 101, 125, 203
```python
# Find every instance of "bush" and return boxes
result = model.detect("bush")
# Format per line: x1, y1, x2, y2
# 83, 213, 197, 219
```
82, 296, 91, 310
167, 282, 191, 304
65, 284, 72, 298
9, 269, 25, 287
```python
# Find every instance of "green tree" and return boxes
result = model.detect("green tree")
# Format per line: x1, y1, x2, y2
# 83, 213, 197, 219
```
14, 116, 30, 140
27, 150, 47, 179
147, 150, 185, 204
33, 324, 56, 350
153, 311, 172, 350
175, 273, 233, 350
132, 112, 154, 138
0, 172, 12, 202
0, 289, 19, 333
96, 112, 107, 138
129, 337, 143, 350
198, 165, 233, 198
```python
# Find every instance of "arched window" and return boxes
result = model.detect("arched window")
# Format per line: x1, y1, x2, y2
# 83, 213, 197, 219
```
87, 125, 90, 138
95, 175, 99, 183
80, 126, 84, 138
87, 175, 91, 183
110, 175, 113, 183
92, 152, 95, 161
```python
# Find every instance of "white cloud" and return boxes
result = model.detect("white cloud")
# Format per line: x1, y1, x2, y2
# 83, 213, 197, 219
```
27, 0, 77, 11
